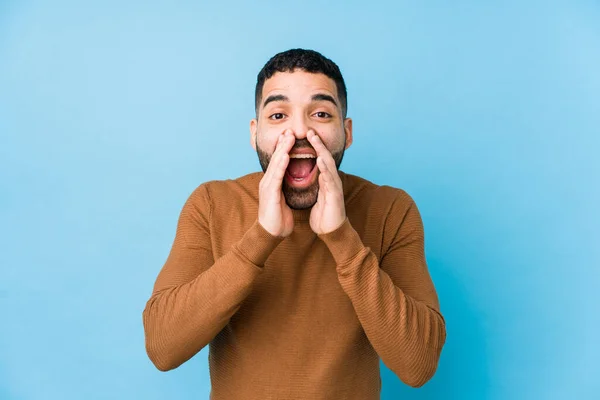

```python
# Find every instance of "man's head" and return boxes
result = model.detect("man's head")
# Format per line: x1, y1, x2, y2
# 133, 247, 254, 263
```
250, 49, 353, 210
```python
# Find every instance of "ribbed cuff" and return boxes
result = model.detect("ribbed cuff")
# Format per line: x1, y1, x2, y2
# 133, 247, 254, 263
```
317, 217, 366, 266
233, 219, 285, 267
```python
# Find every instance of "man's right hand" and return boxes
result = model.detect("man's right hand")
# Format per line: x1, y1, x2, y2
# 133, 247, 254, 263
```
258, 129, 295, 238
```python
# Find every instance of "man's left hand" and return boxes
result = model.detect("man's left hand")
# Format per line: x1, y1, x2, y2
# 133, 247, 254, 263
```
307, 130, 346, 235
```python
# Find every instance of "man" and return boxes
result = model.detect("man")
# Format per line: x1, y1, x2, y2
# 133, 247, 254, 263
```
143, 48, 446, 399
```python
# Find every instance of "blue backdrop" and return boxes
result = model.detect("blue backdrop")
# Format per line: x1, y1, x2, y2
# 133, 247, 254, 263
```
1, 1, 598, 399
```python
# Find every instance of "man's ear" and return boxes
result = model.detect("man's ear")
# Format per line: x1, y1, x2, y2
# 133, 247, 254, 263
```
250, 118, 258, 151
343, 118, 353, 150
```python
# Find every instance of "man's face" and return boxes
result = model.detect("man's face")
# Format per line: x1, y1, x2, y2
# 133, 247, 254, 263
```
250, 70, 353, 210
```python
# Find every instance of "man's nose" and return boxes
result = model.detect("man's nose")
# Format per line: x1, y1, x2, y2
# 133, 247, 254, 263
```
288, 115, 312, 139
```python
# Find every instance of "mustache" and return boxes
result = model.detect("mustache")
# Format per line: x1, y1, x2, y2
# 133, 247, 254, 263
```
290, 138, 315, 152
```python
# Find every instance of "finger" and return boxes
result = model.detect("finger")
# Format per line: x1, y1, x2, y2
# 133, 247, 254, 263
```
271, 147, 290, 184
261, 132, 283, 189
307, 130, 331, 160
272, 129, 294, 177
261, 131, 287, 190
316, 155, 338, 195
264, 130, 294, 192
278, 129, 296, 155
317, 134, 338, 172
316, 156, 331, 182
316, 171, 325, 203
309, 131, 342, 189
307, 130, 340, 178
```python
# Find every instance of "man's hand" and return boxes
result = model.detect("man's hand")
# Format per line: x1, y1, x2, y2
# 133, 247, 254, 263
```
307, 130, 346, 235
258, 129, 295, 237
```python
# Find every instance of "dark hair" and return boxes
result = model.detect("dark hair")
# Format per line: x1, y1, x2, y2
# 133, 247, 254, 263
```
255, 48, 348, 118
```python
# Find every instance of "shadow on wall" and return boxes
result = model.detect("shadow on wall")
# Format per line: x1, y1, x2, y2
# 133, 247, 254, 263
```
380, 256, 491, 400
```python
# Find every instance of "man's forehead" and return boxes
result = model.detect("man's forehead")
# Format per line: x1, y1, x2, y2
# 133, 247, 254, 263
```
262, 70, 338, 100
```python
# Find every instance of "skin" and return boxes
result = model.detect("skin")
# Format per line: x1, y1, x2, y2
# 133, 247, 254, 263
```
250, 70, 353, 236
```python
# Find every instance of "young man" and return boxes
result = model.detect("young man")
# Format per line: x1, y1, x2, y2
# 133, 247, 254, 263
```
143, 49, 446, 399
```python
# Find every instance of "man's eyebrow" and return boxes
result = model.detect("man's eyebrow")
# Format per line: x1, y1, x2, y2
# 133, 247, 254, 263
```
311, 93, 338, 107
262, 94, 289, 108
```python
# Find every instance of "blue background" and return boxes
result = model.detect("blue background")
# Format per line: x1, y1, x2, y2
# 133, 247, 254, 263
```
1, 1, 598, 399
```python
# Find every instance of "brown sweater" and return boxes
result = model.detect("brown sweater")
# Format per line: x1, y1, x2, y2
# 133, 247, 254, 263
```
142, 170, 446, 399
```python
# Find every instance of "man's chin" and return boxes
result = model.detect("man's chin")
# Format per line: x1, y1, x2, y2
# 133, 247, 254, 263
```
282, 182, 319, 210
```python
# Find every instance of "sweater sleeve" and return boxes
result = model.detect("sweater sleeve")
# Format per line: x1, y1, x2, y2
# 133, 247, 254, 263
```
317, 192, 446, 388
142, 184, 285, 371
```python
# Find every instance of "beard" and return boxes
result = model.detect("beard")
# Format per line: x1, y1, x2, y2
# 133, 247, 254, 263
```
256, 136, 346, 210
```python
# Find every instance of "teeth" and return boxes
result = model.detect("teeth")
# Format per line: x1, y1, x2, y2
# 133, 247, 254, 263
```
289, 154, 316, 159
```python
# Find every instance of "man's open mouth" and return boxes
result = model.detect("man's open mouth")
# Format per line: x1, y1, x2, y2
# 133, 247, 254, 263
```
285, 154, 317, 185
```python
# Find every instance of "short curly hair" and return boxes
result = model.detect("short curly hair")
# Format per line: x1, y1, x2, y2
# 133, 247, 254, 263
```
255, 48, 348, 118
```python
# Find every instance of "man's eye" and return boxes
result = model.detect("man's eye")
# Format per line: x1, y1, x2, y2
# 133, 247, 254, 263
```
269, 113, 285, 120
314, 112, 332, 118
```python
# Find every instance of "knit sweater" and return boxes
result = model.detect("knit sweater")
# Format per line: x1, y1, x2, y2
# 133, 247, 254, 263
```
142, 170, 446, 399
